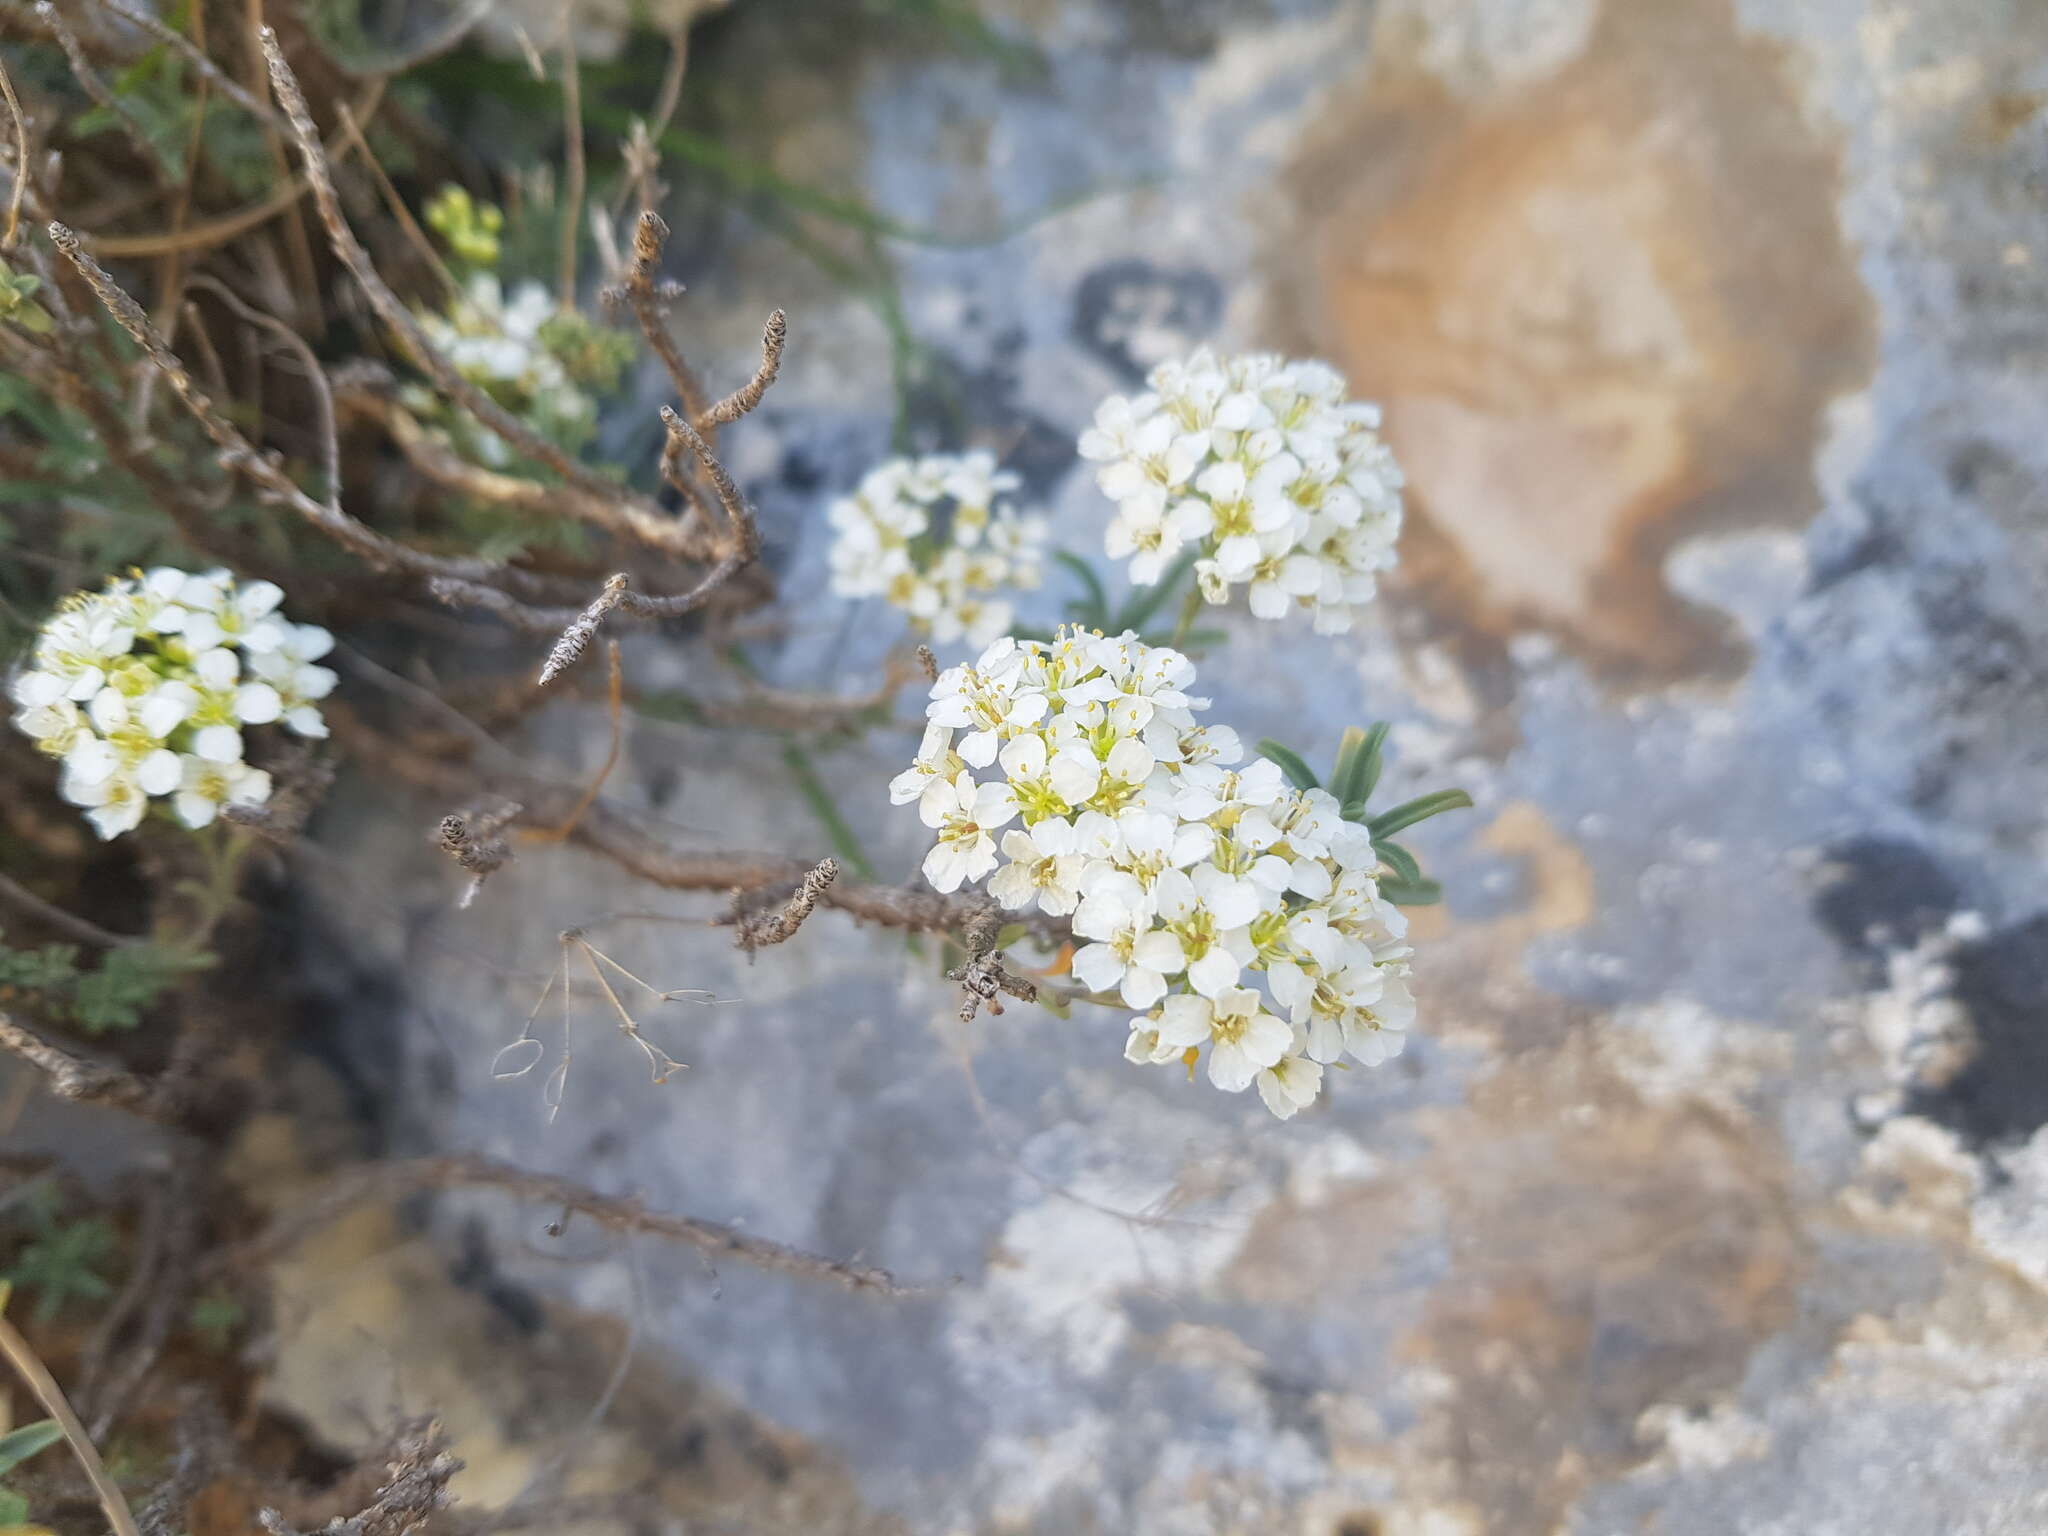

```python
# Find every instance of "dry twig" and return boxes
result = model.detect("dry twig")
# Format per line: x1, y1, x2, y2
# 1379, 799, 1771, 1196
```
946, 907, 1039, 1023
0, 869, 140, 948
0, 48, 28, 250
728, 858, 837, 957
258, 28, 703, 558
261, 1418, 459, 1536
0, 1009, 150, 1112
438, 800, 522, 909
0, 1290, 143, 1536
538, 575, 627, 688
229, 1155, 934, 1298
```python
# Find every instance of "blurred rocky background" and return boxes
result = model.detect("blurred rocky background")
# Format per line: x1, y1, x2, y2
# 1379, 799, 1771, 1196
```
18, 0, 2048, 1531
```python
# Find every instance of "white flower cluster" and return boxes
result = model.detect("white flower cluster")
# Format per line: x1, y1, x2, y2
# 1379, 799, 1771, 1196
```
827, 451, 1048, 648
8, 570, 333, 840
1079, 348, 1404, 634
891, 628, 1415, 1119
406, 274, 595, 464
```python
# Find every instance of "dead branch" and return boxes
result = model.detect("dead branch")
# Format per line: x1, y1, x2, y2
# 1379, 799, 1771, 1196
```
538, 574, 627, 688
0, 869, 141, 948
703, 308, 786, 428
261, 1419, 459, 1536
555, 8, 584, 311
728, 858, 837, 957
49, 222, 508, 586
946, 906, 1039, 1023
430, 549, 747, 630
0, 47, 27, 250
40, 3, 177, 192
609, 210, 705, 423
662, 404, 759, 560
185, 273, 340, 508
0, 1009, 150, 1112
438, 801, 521, 909
84, 1146, 205, 1440
229, 1155, 937, 1298
324, 705, 1058, 945
258, 29, 706, 560
0, 1299, 142, 1536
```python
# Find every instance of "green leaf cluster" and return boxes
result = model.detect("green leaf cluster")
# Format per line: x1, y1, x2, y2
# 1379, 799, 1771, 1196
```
0, 929, 212, 1035
1256, 724, 1473, 905
3, 1187, 118, 1324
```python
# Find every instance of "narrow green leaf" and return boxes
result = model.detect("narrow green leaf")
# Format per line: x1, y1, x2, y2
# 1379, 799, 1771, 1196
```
1374, 839, 1424, 887
0, 1485, 28, 1525
1379, 878, 1443, 906
1256, 739, 1320, 791
1333, 721, 1391, 809
1111, 546, 1201, 634
1367, 788, 1474, 839
0, 1422, 62, 1478
1052, 551, 1110, 627
780, 744, 879, 881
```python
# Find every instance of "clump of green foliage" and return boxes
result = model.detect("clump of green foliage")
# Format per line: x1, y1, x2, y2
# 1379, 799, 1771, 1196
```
0, 930, 211, 1035
3, 1186, 118, 1324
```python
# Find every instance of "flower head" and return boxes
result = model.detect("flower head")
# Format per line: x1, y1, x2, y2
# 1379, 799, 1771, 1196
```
890, 626, 1425, 1117
827, 451, 1047, 648
9, 569, 329, 839
1084, 349, 1403, 633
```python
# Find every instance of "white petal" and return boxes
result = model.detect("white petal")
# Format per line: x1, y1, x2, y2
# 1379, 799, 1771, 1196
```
1186, 947, 1242, 998
193, 724, 244, 763
174, 790, 218, 829
1071, 943, 1125, 994
136, 748, 181, 796
235, 682, 282, 724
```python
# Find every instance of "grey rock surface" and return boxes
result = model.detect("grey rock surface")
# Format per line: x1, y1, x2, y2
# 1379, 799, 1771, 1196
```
303, 0, 2048, 1530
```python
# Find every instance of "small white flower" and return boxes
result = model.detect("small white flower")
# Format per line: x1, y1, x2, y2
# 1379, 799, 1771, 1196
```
173, 755, 272, 830
249, 622, 336, 738
918, 770, 1016, 893
988, 818, 1087, 915
1257, 1052, 1323, 1119
1072, 871, 1183, 1008
829, 451, 1047, 651
32, 599, 135, 701
889, 723, 961, 805
1154, 987, 1292, 1092
63, 768, 153, 840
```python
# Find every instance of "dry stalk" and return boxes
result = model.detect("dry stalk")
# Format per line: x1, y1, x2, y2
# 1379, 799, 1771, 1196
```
0, 47, 27, 249
538, 576, 627, 688
946, 907, 1039, 1023
0, 1287, 144, 1536
49, 222, 505, 585
525, 642, 624, 842
438, 800, 522, 909
0, 1009, 150, 1112
257, 27, 705, 559
229, 1155, 936, 1297
702, 308, 786, 428
729, 858, 837, 957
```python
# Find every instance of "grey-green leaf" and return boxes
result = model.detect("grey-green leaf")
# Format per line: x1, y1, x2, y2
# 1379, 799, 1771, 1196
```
1367, 788, 1473, 839
0, 1421, 63, 1477
1256, 739, 1320, 791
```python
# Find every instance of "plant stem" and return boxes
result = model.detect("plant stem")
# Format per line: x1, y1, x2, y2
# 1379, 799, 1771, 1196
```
0, 1298, 141, 1536
1169, 586, 1205, 648
781, 743, 878, 881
